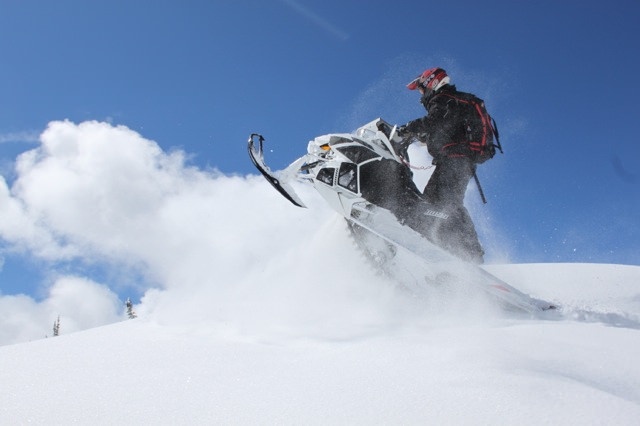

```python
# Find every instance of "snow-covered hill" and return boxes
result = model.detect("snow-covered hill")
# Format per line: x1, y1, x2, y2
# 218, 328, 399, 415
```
1, 262, 639, 424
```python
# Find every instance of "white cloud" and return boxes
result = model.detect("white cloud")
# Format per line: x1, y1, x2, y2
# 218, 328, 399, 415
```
0, 175, 76, 259
279, 0, 349, 41
46, 276, 123, 330
0, 276, 122, 345
0, 130, 39, 144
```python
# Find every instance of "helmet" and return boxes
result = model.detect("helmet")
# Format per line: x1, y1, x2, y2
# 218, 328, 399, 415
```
406, 67, 450, 95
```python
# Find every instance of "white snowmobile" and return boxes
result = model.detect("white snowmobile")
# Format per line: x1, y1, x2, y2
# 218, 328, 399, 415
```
248, 118, 555, 313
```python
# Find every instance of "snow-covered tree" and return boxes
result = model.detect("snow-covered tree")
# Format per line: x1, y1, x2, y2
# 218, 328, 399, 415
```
53, 316, 60, 337
126, 298, 137, 319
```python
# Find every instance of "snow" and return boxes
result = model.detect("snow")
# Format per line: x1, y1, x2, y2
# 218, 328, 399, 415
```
1, 263, 639, 424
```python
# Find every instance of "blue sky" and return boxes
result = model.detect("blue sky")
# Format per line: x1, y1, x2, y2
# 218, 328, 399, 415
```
1, 0, 639, 306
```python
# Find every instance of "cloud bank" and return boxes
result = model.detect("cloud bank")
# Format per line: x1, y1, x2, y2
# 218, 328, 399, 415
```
0, 275, 122, 344
2, 120, 433, 345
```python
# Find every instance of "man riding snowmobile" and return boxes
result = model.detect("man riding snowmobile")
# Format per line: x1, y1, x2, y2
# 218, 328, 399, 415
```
246, 70, 556, 313
396, 67, 499, 264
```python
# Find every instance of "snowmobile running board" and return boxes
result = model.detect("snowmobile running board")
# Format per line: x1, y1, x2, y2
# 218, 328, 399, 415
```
247, 133, 306, 208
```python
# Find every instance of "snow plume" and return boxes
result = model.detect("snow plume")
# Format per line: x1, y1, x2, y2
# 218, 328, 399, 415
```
2, 120, 487, 346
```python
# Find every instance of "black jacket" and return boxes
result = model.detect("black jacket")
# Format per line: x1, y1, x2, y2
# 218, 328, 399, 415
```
402, 85, 489, 161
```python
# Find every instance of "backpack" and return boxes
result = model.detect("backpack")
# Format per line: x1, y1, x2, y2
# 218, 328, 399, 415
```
438, 92, 502, 164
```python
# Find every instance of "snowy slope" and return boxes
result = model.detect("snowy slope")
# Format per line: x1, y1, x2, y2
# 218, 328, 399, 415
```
1, 262, 640, 425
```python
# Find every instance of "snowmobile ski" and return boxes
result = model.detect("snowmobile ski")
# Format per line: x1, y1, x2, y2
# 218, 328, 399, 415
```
248, 133, 306, 208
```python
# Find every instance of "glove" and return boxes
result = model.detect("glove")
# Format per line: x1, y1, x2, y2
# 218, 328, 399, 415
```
391, 125, 408, 144
390, 127, 410, 158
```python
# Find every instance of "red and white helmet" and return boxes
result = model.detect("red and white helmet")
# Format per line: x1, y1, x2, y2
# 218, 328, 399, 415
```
406, 67, 450, 94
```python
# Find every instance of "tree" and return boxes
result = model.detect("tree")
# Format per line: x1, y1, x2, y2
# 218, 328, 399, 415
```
53, 315, 61, 337
126, 298, 137, 319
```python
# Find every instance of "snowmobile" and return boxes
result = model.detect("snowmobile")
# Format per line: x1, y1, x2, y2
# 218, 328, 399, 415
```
248, 118, 555, 313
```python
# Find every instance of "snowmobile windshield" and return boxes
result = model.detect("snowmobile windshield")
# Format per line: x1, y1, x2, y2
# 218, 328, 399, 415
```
327, 136, 352, 146
336, 145, 380, 164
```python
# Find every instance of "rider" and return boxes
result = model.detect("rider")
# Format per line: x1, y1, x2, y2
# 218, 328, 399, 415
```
398, 67, 486, 263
